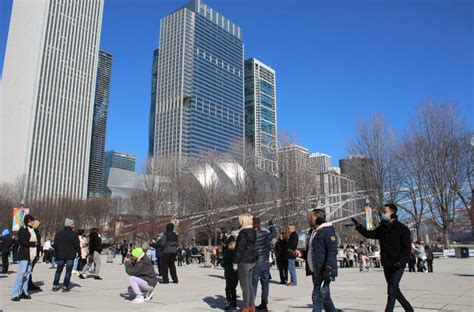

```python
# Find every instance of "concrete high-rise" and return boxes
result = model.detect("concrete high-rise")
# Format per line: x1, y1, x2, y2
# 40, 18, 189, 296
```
88, 51, 112, 198
244, 58, 277, 173
149, 0, 244, 166
309, 152, 331, 174
0, 0, 104, 201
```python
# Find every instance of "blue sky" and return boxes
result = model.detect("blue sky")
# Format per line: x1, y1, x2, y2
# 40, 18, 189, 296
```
1, 0, 473, 170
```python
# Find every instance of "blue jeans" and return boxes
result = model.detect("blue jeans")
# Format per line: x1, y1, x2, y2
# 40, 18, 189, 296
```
11, 260, 32, 298
288, 259, 297, 284
252, 261, 270, 304
54, 259, 74, 288
73, 257, 78, 271
312, 276, 336, 312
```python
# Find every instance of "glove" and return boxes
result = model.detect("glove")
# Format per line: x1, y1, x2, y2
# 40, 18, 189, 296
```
268, 219, 273, 227
322, 265, 332, 283
233, 264, 238, 271
394, 261, 401, 270
351, 217, 360, 227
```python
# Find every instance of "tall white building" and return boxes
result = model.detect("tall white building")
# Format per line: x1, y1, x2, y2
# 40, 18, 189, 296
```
0, 0, 104, 201
309, 152, 332, 174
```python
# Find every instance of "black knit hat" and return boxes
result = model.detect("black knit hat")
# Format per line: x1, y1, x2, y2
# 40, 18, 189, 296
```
23, 214, 35, 225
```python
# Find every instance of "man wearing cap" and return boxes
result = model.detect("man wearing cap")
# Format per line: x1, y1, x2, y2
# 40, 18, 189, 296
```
52, 218, 81, 292
124, 247, 157, 304
11, 214, 40, 301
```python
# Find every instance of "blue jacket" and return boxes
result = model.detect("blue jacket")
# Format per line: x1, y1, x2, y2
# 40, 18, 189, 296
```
310, 223, 338, 279
255, 225, 276, 263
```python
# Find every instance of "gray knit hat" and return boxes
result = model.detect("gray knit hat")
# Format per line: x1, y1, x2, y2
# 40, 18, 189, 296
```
65, 218, 74, 227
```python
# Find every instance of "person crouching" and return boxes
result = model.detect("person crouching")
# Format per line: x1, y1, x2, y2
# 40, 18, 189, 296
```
124, 247, 157, 304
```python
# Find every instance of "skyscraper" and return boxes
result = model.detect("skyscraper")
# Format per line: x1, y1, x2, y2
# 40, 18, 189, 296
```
244, 58, 278, 173
0, 0, 104, 200
149, 49, 159, 157
103, 150, 136, 197
88, 51, 112, 198
149, 0, 244, 166
309, 152, 331, 174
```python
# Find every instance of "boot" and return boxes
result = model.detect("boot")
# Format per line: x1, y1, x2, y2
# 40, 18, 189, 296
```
256, 302, 268, 311
241, 308, 251, 312
250, 305, 256, 312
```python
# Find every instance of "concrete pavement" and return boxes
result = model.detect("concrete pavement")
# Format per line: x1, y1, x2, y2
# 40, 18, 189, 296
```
1, 256, 473, 311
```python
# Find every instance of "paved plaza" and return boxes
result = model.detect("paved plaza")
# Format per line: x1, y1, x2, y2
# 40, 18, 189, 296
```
1, 257, 473, 311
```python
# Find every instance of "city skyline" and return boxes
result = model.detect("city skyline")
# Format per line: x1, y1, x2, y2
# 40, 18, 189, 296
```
1, 0, 472, 171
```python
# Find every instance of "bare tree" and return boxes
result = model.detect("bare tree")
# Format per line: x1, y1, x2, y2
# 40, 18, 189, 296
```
413, 102, 468, 246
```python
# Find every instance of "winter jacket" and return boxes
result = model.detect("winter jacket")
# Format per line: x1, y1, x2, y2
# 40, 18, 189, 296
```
274, 238, 288, 262
308, 223, 338, 279
54, 226, 80, 260
88, 232, 103, 256
234, 228, 258, 264
125, 255, 158, 287
16, 226, 41, 262
287, 231, 299, 260
159, 232, 178, 254
1, 235, 13, 254
255, 226, 276, 263
222, 247, 238, 280
356, 218, 412, 267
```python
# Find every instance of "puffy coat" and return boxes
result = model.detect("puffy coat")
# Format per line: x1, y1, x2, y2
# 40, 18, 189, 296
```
309, 223, 338, 279
255, 226, 276, 263
234, 228, 258, 264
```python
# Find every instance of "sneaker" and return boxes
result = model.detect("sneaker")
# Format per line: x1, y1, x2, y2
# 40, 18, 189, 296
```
19, 293, 31, 299
78, 273, 86, 279
286, 282, 297, 286
62, 286, 70, 292
131, 295, 145, 304
94, 276, 103, 280
144, 288, 155, 301
256, 303, 268, 311
52, 285, 61, 292
11, 297, 20, 302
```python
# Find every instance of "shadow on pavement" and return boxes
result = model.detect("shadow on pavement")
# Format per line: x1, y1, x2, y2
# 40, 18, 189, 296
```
207, 274, 225, 280
454, 274, 474, 277
203, 295, 242, 309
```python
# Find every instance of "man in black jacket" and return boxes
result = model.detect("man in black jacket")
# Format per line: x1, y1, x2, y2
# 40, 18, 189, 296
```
159, 223, 178, 284
251, 217, 276, 311
308, 209, 338, 312
352, 203, 414, 312
53, 218, 80, 292
287, 224, 299, 286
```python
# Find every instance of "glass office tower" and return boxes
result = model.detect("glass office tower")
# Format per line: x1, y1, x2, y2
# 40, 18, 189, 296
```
149, 0, 244, 166
244, 58, 278, 173
88, 51, 112, 198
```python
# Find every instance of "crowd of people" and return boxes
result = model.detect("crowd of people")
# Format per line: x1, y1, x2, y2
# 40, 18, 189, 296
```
0, 202, 438, 312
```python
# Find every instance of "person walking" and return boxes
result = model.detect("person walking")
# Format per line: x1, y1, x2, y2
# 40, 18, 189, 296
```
357, 241, 369, 272
124, 247, 157, 304
408, 249, 416, 273
52, 218, 80, 292
27, 220, 42, 292
352, 203, 414, 312
307, 209, 338, 312
252, 217, 276, 311
79, 228, 103, 280
159, 223, 179, 284
274, 233, 288, 284
234, 213, 258, 312
1, 229, 13, 274
413, 241, 426, 272
77, 230, 88, 273
346, 245, 355, 268
287, 224, 299, 286
11, 214, 40, 301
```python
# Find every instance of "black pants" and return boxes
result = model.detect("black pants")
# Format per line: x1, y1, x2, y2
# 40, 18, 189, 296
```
427, 259, 433, 272
156, 256, 162, 275
2, 252, 9, 273
408, 259, 416, 272
161, 253, 178, 283
225, 271, 238, 306
277, 260, 288, 283
383, 266, 414, 312
121, 254, 127, 264
77, 258, 87, 272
